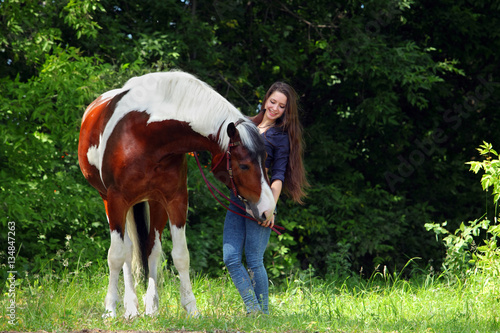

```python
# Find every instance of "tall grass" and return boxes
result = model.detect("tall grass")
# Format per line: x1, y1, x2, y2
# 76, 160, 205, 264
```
2, 261, 500, 332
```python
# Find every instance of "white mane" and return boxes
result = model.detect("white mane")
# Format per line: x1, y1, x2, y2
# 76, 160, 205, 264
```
119, 70, 257, 151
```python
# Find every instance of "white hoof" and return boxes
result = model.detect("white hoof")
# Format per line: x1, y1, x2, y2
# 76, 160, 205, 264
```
184, 301, 200, 318
123, 295, 139, 319
102, 309, 116, 318
144, 293, 159, 316
187, 309, 201, 318
123, 308, 139, 319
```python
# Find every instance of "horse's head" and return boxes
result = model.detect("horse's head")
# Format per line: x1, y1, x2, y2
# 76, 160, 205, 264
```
212, 121, 276, 222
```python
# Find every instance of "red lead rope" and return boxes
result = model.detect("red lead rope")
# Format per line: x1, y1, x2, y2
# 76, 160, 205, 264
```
193, 152, 284, 235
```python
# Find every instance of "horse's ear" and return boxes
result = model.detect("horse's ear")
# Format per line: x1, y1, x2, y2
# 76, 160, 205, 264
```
227, 122, 237, 138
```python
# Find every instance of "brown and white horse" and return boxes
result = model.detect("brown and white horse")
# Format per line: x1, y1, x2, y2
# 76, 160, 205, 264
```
78, 71, 275, 318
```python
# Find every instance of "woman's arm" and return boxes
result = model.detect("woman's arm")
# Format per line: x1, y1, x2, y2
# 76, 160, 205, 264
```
271, 179, 283, 203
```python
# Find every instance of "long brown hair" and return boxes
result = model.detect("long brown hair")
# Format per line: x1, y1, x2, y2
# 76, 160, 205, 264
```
251, 82, 309, 204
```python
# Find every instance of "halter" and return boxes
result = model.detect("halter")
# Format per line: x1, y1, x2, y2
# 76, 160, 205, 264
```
226, 141, 246, 203
211, 119, 246, 202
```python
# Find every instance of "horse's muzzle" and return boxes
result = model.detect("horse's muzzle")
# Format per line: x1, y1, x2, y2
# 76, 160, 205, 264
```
246, 204, 273, 223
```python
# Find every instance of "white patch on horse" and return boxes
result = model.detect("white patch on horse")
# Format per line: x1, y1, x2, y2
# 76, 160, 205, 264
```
86, 138, 100, 169
257, 156, 275, 220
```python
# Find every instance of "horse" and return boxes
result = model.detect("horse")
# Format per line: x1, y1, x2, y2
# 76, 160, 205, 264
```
77, 71, 276, 318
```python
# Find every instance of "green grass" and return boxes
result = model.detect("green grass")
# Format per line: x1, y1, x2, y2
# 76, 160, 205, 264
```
2, 262, 500, 332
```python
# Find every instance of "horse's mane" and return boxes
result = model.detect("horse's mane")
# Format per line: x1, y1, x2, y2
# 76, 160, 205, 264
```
119, 70, 261, 154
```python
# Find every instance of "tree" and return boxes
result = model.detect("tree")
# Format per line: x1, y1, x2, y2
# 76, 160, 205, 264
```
1, 0, 499, 278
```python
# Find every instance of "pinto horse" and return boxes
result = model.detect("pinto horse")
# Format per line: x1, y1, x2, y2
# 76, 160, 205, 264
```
78, 71, 275, 318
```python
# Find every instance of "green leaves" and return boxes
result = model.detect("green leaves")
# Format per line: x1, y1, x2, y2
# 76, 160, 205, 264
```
426, 142, 500, 278
61, 0, 105, 39
466, 142, 500, 202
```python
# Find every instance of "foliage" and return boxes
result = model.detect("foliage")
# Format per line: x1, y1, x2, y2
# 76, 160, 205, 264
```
425, 142, 500, 277
467, 142, 500, 203
1, 0, 500, 280
425, 218, 490, 278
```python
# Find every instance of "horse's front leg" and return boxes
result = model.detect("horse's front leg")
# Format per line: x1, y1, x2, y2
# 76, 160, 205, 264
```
122, 209, 139, 318
170, 223, 199, 316
144, 201, 168, 316
168, 199, 199, 317
144, 229, 162, 316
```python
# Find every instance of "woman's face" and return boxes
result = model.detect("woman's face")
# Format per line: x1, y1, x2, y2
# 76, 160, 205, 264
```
264, 91, 287, 122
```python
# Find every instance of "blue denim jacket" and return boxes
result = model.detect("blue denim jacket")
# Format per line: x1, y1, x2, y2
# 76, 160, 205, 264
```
262, 127, 290, 184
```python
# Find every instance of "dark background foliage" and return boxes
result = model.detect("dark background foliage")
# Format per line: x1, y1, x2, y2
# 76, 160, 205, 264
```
1, 0, 499, 280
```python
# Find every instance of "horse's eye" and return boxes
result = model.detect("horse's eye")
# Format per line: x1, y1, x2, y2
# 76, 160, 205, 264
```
239, 164, 250, 171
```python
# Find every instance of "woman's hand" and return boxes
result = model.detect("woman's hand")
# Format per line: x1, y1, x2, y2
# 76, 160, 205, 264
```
259, 213, 275, 229
258, 180, 281, 228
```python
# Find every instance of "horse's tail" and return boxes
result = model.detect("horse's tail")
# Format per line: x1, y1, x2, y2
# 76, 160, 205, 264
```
125, 202, 150, 285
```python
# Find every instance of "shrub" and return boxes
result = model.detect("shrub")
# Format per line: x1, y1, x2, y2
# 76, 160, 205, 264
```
425, 142, 500, 277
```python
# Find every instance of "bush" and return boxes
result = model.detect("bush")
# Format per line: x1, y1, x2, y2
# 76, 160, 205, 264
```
425, 142, 500, 278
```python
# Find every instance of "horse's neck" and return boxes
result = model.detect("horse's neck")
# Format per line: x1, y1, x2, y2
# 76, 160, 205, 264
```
206, 128, 226, 157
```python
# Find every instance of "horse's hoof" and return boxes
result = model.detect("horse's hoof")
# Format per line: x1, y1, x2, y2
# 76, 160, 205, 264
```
145, 307, 159, 317
187, 309, 201, 318
123, 309, 140, 319
102, 310, 116, 319
144, 294, 159, 316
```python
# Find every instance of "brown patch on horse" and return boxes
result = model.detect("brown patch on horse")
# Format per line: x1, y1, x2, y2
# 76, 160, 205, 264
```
100, 112, 219, 202
230, 144, 263, 203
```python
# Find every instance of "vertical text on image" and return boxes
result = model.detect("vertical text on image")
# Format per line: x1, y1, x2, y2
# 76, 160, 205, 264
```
7, 221, 17, 325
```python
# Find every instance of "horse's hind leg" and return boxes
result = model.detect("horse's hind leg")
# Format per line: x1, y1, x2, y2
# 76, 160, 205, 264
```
122, 209, 139, 318
144, 201, 167, 316
102, 195, 138, 318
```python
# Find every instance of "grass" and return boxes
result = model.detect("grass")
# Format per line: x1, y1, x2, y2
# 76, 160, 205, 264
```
2, 262, 500, 332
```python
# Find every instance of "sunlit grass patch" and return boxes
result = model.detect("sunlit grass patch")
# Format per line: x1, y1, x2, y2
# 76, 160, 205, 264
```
2, 262, 500, 332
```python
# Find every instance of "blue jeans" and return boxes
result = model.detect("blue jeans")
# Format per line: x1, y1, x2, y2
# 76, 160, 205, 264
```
223, 196, 271, 314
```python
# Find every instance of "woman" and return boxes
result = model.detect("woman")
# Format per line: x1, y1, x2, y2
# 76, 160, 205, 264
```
223, 82, 309, 314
